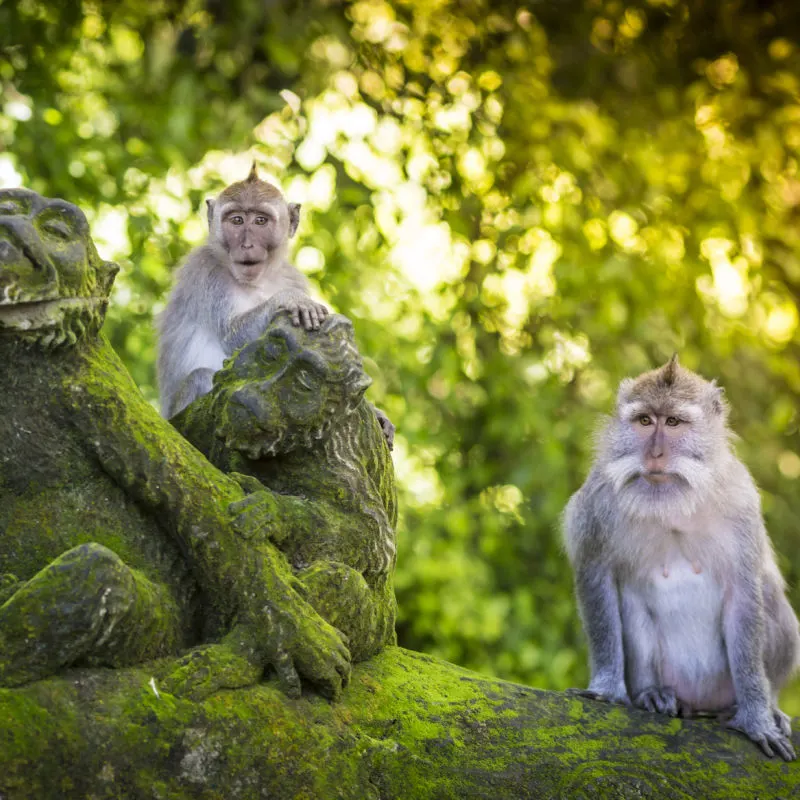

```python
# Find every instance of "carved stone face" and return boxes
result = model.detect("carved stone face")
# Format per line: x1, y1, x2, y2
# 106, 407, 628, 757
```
0, 188, 118, 346
215, 313, 372, 458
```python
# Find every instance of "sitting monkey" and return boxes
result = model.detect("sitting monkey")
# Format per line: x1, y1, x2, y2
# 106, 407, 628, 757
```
157, 163, 395, 447
563, 356, 800, 761
157, 163, 329, 419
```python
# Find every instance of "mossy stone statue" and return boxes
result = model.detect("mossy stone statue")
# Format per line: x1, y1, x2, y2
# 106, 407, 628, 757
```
0, 187, 354, 698
172, 312, 397, 663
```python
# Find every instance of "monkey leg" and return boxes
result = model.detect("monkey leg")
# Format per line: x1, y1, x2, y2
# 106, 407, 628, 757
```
296, 562, 395, 663
0, 542, 181, 687
763, 587, 799, 692
170, 367, 216, 418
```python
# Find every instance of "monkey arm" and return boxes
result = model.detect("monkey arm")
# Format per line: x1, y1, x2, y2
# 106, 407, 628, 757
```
574, 562, 629, 704
62, 337, 352, 701
722, 535, 795, 760
564, 489, 629, 704
224, 289, 329, 350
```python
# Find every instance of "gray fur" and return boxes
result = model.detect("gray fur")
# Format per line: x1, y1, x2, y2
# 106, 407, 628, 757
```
563, 358, 800, 761
157, 185, 326, 419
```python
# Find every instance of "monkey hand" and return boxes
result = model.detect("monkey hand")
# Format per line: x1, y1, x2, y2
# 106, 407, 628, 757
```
727, 706, 796, 761
373, 406, 395, 451
272, 290, 329, 331
634, 686, 682, 716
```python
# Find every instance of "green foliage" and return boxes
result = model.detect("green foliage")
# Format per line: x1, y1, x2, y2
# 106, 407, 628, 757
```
4, 0, 800, 707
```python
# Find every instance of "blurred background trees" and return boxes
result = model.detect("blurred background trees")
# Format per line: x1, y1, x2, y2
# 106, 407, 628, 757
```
4, 0, 800, 707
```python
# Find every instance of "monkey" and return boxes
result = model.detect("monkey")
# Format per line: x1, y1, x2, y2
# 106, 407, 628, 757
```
156, 163, 330, 419
563, 355, 800, 761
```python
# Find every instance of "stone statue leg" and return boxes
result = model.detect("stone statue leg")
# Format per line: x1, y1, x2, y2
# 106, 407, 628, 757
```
0, 542, 181, 687
296, 562, 394, 662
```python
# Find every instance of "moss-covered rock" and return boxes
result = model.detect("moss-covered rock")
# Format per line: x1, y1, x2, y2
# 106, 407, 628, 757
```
1, 646, 798, 799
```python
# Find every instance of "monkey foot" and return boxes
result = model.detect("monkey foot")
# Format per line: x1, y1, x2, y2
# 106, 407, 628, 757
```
727, 708, 796, 761
634, 686, 682, 716
567, 686, 630, 706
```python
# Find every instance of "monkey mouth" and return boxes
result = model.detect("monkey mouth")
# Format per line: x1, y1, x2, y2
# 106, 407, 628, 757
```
643, 471, 672, 485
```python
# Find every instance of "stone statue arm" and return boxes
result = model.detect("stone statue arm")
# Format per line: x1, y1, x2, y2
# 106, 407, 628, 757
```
227, 479, 394, 577
227, 477, 396, 662
62, 337, 351, 700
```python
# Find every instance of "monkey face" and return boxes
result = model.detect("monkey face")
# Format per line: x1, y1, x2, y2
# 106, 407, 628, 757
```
209, 180, 299, 285
602, 358, 729, 520
0, 188, 118, 345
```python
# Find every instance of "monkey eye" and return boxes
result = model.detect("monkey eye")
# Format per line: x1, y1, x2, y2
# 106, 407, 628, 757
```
254, 216, 269, 225
665, 416, 681, 427
230, 215, 245, 226
638, 415, 653, 426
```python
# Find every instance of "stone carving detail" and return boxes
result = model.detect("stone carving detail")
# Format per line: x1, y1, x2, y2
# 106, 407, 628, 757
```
173, 312, 398, 662
0, 189, 394, 698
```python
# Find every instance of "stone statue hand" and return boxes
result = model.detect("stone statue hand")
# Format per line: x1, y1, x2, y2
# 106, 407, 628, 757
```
262, 596, 351, 700
228, 483, 287, 545
159, 628, 263, 702
160, 601, 350, 703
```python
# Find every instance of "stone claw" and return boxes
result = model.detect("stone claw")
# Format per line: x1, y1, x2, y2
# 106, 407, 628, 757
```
227, 489, 282, 543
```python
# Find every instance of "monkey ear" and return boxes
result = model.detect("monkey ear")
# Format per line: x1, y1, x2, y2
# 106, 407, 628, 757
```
206, 199, 215, 231
288, 202, 301, 237
247, 161, 259, 183
708, 379, 728, 416
616, 378, 635, 405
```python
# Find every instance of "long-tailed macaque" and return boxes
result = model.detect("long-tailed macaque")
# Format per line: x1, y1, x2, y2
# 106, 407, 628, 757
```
563, 356, 799, 761
157, 164, 329, 419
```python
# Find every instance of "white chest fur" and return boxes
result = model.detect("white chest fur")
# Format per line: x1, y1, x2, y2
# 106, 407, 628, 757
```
620, 512, 736, 710
229, 281, 272, 316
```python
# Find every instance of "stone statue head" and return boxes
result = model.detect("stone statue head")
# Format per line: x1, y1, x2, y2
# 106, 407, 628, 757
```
213, 312, 373, 459
0, 188, 119, 347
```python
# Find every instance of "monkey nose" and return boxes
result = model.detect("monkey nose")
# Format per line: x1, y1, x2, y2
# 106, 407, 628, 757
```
231, 389, 269, 424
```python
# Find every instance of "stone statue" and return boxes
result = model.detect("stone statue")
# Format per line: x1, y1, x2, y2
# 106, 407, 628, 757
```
0, 188, 396, 699
172, 312, 398, 663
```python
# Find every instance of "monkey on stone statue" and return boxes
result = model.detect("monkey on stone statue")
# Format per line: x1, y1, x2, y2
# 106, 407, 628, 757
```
157, 163, 329, 419
563, 355, 800, 761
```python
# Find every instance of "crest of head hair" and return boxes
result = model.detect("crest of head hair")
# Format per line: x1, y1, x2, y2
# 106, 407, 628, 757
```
246, 161, 259, 183
661, 353, 679, 387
